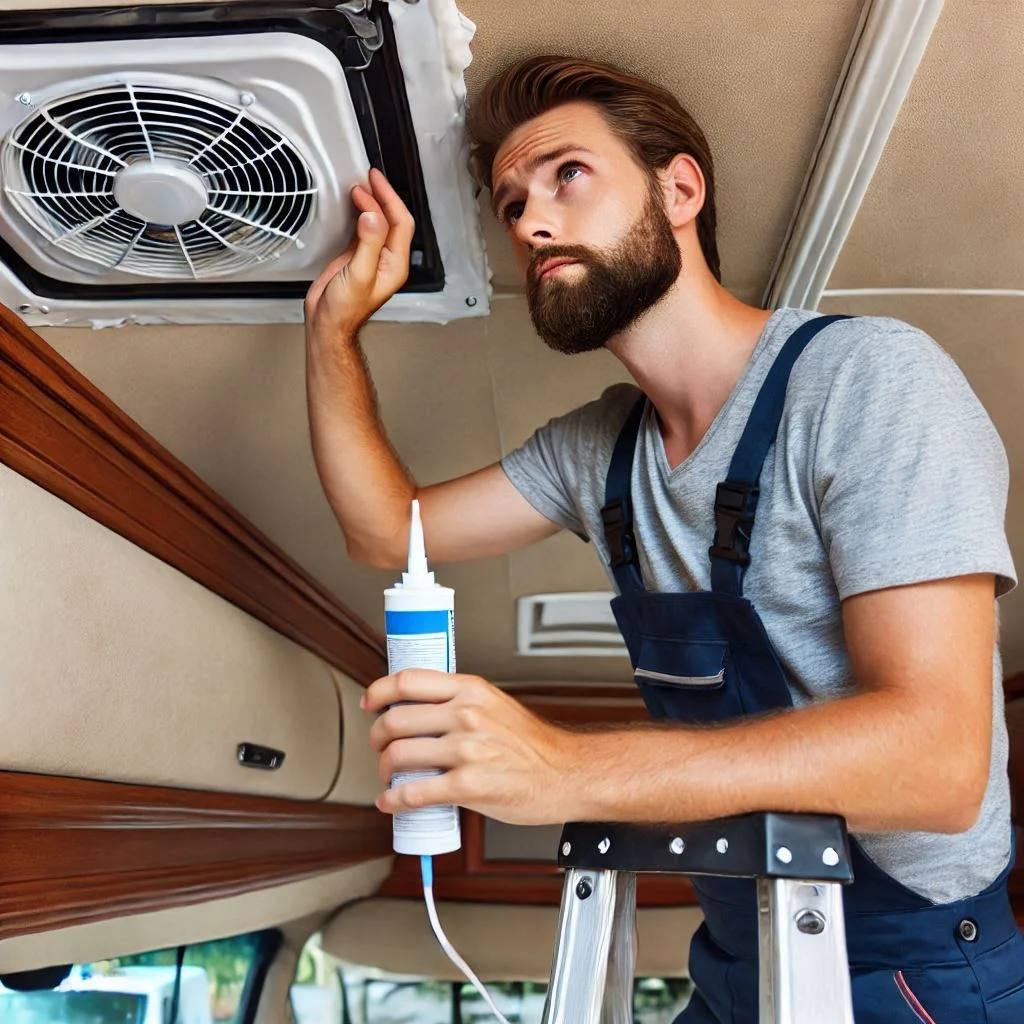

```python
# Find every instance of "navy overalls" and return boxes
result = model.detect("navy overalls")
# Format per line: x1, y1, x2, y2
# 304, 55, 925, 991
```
600, 315, 1024, 1022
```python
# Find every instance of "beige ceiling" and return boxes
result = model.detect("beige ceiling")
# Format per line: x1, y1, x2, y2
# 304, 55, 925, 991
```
827, 0, 1024, 290
461, 0, 865, 300
15, 0, 1024, 687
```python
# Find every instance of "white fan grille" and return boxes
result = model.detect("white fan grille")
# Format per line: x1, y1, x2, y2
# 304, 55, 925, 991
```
1, 83, 317, 280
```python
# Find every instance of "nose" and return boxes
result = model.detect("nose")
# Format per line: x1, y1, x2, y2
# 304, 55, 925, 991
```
512, 195, 557, 251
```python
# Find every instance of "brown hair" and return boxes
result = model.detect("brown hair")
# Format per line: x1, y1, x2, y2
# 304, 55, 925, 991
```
467, 55, 721, 282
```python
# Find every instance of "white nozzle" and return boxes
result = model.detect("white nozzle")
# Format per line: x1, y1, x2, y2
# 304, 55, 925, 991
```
402, 499, 435, 587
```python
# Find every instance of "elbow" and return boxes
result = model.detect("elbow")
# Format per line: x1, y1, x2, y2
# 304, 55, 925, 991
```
921, 757, 989, 835
346, 537, 405, 570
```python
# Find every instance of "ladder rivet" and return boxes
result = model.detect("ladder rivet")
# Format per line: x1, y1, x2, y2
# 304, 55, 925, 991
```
575, 877, 593, 900
776, 846, 793, 864
796, 910, 827, 935
716, 838, 729, 854
822, 847, 840, 867
670, 837, 685, 855
561, 842, 572, 857
598, 838, 611, 854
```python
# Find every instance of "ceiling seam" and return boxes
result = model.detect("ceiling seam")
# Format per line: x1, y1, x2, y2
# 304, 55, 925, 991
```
823, 288, 1024, 298
762, 0, 946, 312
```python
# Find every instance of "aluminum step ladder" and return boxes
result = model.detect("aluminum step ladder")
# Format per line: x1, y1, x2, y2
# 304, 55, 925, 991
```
541, 812, 855, 1023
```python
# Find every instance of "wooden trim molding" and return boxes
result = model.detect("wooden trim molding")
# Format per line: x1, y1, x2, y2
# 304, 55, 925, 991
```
0, 770, 393, 942
0, 303, 386, 684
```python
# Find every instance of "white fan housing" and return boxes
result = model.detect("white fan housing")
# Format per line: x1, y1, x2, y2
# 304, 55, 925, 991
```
0, 1, 490, 326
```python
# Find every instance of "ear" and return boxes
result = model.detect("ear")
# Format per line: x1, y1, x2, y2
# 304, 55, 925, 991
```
659, 154, 705, 229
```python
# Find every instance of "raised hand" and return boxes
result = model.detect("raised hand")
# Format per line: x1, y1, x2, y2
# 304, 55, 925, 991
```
304, 167, 416, 339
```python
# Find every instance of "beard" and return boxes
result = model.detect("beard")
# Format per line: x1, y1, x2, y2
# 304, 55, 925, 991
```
525, 184, 682, 355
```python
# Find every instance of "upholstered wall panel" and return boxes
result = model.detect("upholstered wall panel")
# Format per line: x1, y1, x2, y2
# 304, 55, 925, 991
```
328, 668, 386, 806
0, 464, 342, 799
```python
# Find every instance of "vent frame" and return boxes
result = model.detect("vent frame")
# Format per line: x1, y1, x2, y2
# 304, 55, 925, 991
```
515, 592, 629, 658
0, 0, 491, 326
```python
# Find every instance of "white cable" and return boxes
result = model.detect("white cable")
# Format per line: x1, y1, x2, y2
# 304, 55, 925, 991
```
420, 856, 514, 1024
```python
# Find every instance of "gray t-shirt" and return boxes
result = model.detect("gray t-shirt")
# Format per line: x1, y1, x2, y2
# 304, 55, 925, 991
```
501, 307, 1017, 904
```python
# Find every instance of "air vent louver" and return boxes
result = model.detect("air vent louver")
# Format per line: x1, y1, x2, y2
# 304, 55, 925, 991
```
2, 84, 316, 280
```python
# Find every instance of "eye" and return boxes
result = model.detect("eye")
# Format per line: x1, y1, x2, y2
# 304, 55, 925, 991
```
558, 162, 584, 186
502, 201, 525, 226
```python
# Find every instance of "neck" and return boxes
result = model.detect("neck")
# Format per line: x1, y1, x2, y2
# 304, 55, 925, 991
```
606, 262, 773, 469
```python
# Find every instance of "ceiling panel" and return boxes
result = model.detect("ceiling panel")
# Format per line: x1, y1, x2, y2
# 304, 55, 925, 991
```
462, 0, 865, 301
827, 0, 1024, 290
818, 292, 1024, 673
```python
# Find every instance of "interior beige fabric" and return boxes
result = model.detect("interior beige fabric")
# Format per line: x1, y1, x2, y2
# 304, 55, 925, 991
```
817, 293, 1024, 671
323, 897, 698, 981
328, 668, 386, 805
0, 858, 393, 974
0, 464, 342, 799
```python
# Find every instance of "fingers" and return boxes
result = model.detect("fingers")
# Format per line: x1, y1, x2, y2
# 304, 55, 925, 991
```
377, 770, 455, 815
362, 668, 467, 713
368, 168, 416, 256
345, 208, 389, 286
378, 736, 459, 781
369, 701, 453, 752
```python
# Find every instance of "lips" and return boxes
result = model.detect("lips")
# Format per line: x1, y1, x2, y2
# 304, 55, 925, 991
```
535, 257, 579, 282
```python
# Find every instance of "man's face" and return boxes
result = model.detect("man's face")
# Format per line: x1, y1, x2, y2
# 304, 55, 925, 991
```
491, 101, 681, 354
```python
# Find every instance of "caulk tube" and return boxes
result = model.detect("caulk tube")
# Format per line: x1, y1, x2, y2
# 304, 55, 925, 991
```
383, 499, 461, 856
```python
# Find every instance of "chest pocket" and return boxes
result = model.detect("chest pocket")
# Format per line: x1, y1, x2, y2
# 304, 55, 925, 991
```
633, 637, 732, 721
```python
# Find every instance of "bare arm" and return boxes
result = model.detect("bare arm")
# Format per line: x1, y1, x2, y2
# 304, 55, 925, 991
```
366, 573, 996, 834
305, 168, 558, 569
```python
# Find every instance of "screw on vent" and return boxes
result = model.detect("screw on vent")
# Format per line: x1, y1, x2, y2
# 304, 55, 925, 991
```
1, 83, 316, 280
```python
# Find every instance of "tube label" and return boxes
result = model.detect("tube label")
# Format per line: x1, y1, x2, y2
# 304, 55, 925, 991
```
385, 609, 455, 673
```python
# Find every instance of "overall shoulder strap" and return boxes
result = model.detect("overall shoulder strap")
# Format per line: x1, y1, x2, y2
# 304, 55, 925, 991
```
600, 394, 647, 593
710, 313, 852, 596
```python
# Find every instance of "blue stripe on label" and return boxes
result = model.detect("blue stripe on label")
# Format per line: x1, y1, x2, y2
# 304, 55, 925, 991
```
385, 609, 451, 635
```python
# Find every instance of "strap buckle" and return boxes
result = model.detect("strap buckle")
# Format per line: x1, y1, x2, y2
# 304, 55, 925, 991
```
600, 498, 636, 569
709, 480, 759, 565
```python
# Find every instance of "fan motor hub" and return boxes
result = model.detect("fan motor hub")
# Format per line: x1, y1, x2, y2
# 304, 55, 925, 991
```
113, 159, 209, 226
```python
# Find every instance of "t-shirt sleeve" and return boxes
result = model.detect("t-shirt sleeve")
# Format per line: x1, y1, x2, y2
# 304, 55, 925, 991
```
501, 413, 587, 538
500, 383, 641, 542
812, 323, 1016, 600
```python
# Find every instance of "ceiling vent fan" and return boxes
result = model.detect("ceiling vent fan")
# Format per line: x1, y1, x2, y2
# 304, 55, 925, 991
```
0, 1, 490, 327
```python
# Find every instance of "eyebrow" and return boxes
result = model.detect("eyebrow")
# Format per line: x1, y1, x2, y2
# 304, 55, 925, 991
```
491, 145, 595, 216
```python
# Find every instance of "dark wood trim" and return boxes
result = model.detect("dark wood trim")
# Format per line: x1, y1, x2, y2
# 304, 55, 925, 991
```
1006, 673, 1024, 702
502, 685, 642, 701
376, 868, 697, 906
0, 770, 393, 942
0, 303, 386, 684
376, 808, 698, 907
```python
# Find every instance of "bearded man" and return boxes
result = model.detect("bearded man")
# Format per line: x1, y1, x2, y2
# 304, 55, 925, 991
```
304, 55, 1023, 1023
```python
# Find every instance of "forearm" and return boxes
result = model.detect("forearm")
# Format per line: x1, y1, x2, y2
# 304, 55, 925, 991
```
573, 690, 989, 834
305, 328, 415, 568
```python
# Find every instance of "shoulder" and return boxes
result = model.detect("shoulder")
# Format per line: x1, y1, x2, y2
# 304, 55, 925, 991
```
782, 311, 983, 418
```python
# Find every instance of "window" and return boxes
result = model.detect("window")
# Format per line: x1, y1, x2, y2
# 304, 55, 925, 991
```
0, 929, 280, 1024
288, 932, 693, 1024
